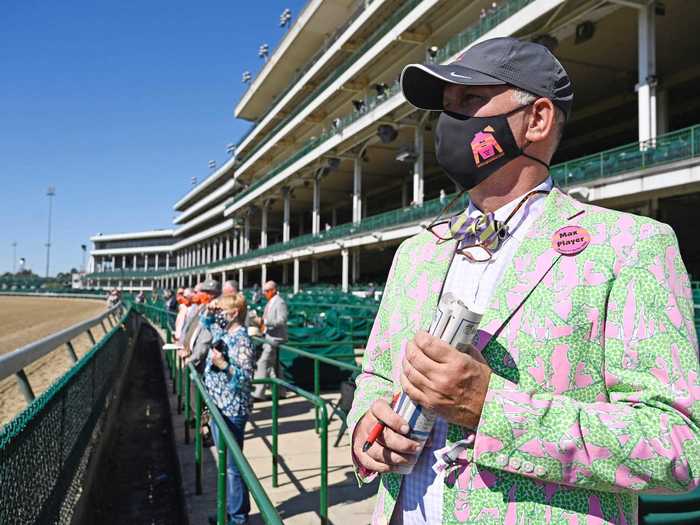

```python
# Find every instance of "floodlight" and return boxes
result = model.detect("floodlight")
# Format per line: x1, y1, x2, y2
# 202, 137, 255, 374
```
208, 160, 216, 170
280, 8, 292, 28
259, 44, 270, 60
242, 71, 252, 83
427, 45, 439, 59
226, 143, 236, 156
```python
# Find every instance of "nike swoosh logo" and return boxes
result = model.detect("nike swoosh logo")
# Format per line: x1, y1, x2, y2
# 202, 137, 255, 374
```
450, 72, 472, 80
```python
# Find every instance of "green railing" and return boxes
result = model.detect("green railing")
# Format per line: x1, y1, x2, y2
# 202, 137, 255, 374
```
228, 0, 536, 211
0, 306, 137, 523
551, 124, 700, 187
188, 367, 284, 525
87, 123, 700, 284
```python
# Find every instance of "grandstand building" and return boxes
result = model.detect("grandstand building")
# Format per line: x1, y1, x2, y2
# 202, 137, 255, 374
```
86, 0, 700, 292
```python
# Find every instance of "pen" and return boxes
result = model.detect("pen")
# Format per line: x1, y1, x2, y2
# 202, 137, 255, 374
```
362, 393, 400, 453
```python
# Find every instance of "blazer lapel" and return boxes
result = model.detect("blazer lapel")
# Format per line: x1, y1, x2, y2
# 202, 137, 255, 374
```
475, 188, 588, 354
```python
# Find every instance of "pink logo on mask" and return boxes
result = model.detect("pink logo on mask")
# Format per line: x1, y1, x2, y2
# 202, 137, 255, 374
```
470, 126, 504, 167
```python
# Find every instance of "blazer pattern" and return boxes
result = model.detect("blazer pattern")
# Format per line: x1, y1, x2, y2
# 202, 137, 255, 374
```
347, 188, 700, 525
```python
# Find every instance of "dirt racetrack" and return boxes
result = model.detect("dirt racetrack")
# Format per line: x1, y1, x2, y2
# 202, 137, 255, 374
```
0, 295, 107, 427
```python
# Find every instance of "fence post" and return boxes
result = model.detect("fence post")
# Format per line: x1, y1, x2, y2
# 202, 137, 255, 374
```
185, 367, 191, 444
272, 381, 279, 488
195, 385, 203, 495
15, 369, 35, 403
65, 341, 79, 363
217, 437, 228, 525
314, 360, 320, 433
86, 329, 96, 345
320, 403, 329, 525
177, 356, 183, 414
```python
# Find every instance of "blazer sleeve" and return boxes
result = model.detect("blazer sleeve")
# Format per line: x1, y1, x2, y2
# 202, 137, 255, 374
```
472, 223, 700, 494
347, 243, 404, 483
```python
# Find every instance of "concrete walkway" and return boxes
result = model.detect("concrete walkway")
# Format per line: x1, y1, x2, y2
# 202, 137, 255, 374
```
160, 352, 378, 524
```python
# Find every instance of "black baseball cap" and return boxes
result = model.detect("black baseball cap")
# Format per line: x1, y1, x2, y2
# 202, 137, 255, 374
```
401, 37, 573, 118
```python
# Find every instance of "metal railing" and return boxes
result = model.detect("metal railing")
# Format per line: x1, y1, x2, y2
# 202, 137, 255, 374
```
187, 366, 284, 525
0, 306, 138, 524
0, 303, 123, 404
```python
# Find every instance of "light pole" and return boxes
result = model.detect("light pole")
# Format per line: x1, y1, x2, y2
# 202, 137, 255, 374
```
45, 186, 56, 278
81, 244, 87, 273
11, 241, 17, 273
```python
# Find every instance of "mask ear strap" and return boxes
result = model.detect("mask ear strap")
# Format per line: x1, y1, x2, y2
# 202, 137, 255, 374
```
519, 140, 550, 170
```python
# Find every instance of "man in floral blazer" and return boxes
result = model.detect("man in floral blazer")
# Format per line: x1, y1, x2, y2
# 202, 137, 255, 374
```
348, 37, 700, 524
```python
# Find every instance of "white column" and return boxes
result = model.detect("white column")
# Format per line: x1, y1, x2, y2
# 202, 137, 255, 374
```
282, 187, 291, 243
244, 213, 251, 253
122, 255, 126, 270
261, 264, 267, 287
312, 174, 321, 236
353, 157, 363, 223
238, 268, 244, 289
293, 258, 300, 295
219, 237, 224, 261
111, 255, 115, 270
341, 249, 349, 293
221, 270, 226, 284
261, 204, 268, 248
133, 255, 137, 271
311, 259, 319, 283
413, 123, 425, 206
166, 253, 170, 270
226, 236, 231, 258
637, 3, 657, 145
233, 230, 239, 257
145, 254, 149, 271
155, 254, 159, 270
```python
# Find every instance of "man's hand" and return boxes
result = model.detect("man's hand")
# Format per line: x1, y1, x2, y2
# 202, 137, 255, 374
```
352, 399, 420, 474
401, 331, 492, 429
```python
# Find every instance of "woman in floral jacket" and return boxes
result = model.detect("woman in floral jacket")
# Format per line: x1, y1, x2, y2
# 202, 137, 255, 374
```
201, 293, 255, 525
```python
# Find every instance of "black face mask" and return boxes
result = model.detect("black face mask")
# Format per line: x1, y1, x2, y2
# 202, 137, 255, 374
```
434, 107, 550, 191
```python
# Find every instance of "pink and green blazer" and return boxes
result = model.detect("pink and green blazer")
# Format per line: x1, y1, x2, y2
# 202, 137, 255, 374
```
348, 188, 700, 524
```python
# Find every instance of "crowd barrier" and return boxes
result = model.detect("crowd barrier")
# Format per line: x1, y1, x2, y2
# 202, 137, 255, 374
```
0, 305, 138, 523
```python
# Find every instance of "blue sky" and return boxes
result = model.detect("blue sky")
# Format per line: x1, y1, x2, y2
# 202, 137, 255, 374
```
0, 0, 307, 276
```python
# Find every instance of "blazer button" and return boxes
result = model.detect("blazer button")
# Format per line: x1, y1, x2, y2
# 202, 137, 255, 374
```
496, 454, 508, 466
534, 465, 546, 477
522, 461, 535, 473
508, 457, 522, 470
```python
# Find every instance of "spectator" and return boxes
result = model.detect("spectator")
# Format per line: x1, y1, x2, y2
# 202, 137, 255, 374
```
174, 287, 194, 343
106, 288, 120, 307
135, 291, 145, 304
165, 289, 178, 313
201, 293, 254, 525
223, 280, 239, 296
252, 280, 288, 400
182, 279, 221, 373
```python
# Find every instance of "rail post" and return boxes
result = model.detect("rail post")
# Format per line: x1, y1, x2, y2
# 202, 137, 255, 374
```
177, 356, 183, 414
194, 385, 203, 495
272, 381, 279, 488
314, 359, 320, 433
65, 341, 78, 363
185, 365, 191, 444
216, 434, 228, 525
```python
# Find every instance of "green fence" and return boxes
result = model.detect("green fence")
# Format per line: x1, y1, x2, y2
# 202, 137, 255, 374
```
88, 123, 700, 285
551, 124, 700, 187
0, 307, 137, 524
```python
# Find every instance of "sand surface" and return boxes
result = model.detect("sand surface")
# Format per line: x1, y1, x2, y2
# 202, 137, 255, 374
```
0, 296, 108, 427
